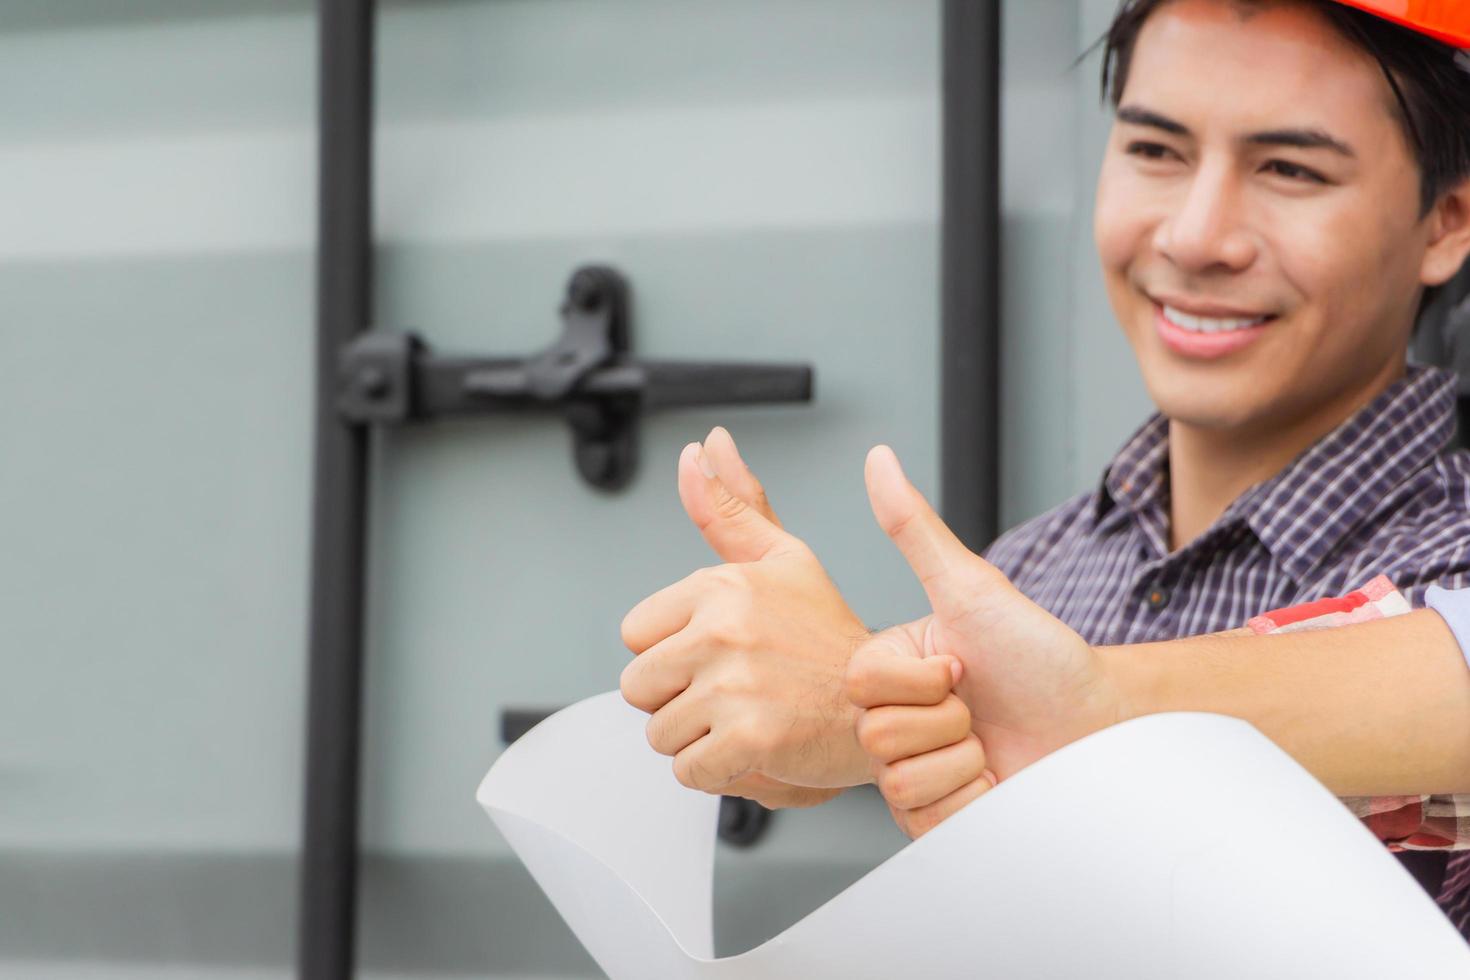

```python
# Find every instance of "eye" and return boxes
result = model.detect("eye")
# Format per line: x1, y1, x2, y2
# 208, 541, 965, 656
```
1126, 141, 1179, 162
1262, 159, 1328, 184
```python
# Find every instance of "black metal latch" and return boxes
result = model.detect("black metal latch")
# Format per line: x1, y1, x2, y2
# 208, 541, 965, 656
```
336, 265, 814, 490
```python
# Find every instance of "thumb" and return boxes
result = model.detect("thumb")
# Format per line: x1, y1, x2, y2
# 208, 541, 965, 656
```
846, 620, 963, 710
678, 441, 797, 563
865, 445, 996, 621
701, 426, 783, 528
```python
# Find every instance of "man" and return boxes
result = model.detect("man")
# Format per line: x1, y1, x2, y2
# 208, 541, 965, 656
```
619, 0, 1470, 901
843, 440, 1470, 926
983, 0, 1470, 645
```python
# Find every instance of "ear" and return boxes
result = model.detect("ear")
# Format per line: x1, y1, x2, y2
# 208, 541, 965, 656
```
1420, 176, 1470, 287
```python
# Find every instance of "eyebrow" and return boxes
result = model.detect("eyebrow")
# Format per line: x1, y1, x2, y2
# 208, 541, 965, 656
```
1246, 128, 1356, 158
1117, 105, 1189, 135
1116, 104, 1357, 158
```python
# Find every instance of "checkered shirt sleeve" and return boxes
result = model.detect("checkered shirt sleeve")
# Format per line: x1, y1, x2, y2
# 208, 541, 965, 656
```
1249, 577, 1470, 850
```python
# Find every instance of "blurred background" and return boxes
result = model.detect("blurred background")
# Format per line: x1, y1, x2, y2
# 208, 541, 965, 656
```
1, 0, 1190, 977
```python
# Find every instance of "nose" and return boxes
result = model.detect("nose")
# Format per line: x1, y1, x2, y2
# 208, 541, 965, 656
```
1153, 162, 1259, 275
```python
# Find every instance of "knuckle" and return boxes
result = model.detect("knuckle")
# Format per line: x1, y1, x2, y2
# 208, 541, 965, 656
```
619, 661, 655, 713
690, 564, 732, 595
673, 751, 722, 792
943, 692, 971, 721
856, 712, 898, 761
710, 564, 753, 597
889, 806, 913, 839
712, 486, 748, 521
672, 756, 699, 790
645, 714, 671, 755
619, 609, 643, 651
729, 717, 776, 759
728, 582, 758, 616
863, 630, 907, 664
965, 732, 987, 769
702, 614, 745, 651
783, 537, 814, 562
920, 665, 952, 702
712, 658, 758, 698
877, 765, 910, 808
844, 657, 877, 704
908, 807, 942, 838
938, 697, 971, 738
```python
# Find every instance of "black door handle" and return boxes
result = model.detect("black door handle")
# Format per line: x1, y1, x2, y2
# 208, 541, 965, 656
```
336, 265, 815, 490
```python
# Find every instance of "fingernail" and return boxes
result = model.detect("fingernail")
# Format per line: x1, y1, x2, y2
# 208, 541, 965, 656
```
712, 425, 745, 463
983, 769, 998, 788
697, 444, 717, 478
943, 656, 962, 685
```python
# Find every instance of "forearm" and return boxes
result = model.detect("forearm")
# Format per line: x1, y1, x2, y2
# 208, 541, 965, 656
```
1103, 610, 1470, 796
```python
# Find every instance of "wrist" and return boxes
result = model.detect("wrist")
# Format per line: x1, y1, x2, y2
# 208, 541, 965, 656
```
1096, 643, 1163, 725
840, 701, 878, 786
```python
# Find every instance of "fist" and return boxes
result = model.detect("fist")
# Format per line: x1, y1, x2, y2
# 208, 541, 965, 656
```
847, 626, 995, 838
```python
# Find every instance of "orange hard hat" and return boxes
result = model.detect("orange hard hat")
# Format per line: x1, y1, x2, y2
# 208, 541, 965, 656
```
1332, 0, 1470, 48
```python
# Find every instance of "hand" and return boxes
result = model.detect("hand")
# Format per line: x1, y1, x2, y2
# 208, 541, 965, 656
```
619, 427, 873, 806
847, 645, 995, 838
847, 446, 1128, 783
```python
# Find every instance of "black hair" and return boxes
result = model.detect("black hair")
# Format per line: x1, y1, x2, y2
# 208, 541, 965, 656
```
1099, 0, 1470, 216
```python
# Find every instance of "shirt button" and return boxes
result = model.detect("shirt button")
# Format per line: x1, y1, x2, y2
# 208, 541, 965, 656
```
1146, 587, 1171, 611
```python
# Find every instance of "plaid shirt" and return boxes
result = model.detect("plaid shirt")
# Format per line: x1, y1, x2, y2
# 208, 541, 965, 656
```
984, 365, 1470, 934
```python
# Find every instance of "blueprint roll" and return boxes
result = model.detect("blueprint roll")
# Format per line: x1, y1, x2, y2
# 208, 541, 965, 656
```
477, 692, 1470, 979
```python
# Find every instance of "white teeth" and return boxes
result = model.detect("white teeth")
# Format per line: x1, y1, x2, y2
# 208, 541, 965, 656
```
1163, 305, 1269, 334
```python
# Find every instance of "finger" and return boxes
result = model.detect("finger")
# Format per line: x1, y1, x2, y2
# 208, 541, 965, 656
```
864, 445, 999, 622
876, 733, 988, 810
723, 773, 840, 809
845, 628, 961, 709
644, 686, 710, 756
678, 441, 798, 564
856, 696, 972, 764
895, 770, 996, 839
702, 426, 782, 528
621, 567, 708, 654
619, 631, 698, 714
671, 733, 746, 794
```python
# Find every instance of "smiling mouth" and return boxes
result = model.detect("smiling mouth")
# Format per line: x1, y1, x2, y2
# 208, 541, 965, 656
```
1152, 302, 1275, 361
1160, 304, 1276, 334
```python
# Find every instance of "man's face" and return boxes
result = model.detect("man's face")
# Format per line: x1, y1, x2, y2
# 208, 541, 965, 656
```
1094, 0, 1434, 435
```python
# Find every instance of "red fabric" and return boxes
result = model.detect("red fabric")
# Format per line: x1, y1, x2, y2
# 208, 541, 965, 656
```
1249, 580, 1470, 852
1256, 590, 1370, 628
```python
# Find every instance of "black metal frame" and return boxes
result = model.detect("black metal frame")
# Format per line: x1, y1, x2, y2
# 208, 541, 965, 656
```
296, 2, 1001, 977
940, 0, 1002, 550
298, 0, 373, 977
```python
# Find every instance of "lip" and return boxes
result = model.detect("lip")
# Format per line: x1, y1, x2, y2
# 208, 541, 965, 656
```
1153, 303, 1273, 360
1149, 293, 1273, 320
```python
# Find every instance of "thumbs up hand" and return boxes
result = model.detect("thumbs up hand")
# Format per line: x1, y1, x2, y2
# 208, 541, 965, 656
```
619, 428, 875, 806
848, 447, 1126, 801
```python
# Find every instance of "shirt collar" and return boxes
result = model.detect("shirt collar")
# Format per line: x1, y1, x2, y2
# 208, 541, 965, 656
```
1092, 365, 1458, 574
1095, 413, 1172, 558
